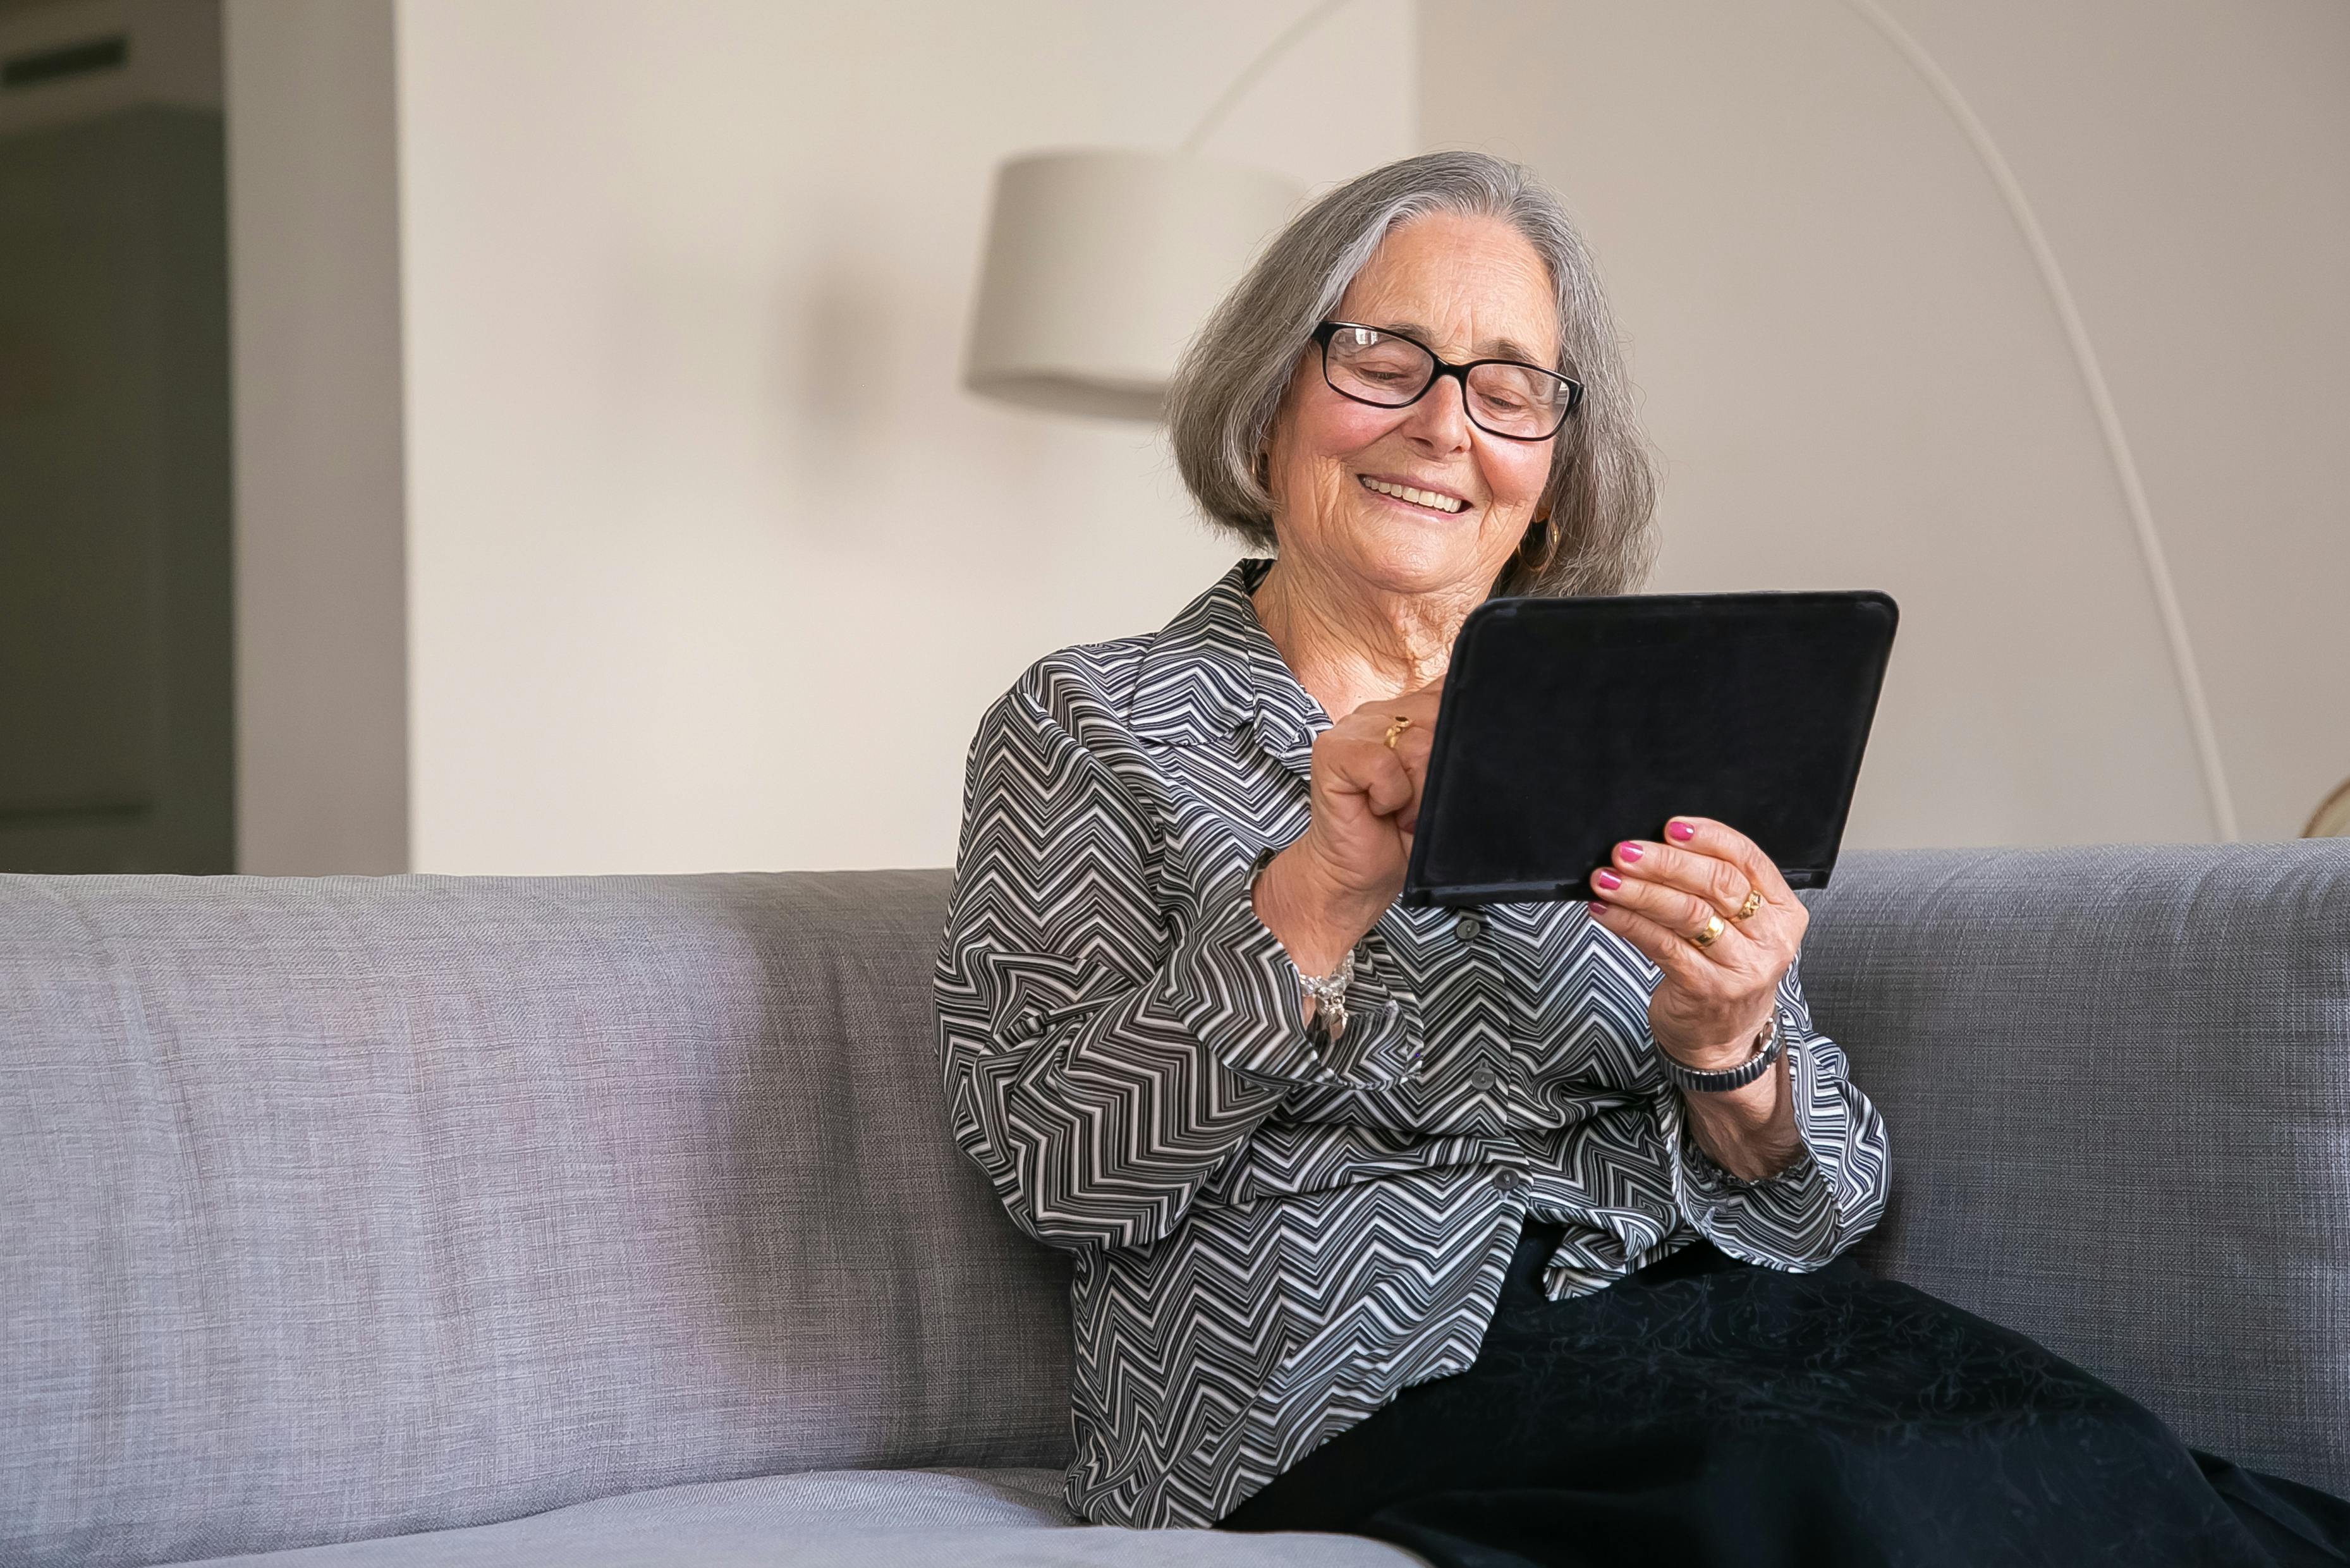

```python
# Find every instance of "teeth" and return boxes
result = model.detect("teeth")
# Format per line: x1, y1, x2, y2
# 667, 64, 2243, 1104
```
1360, 475, 1464, 513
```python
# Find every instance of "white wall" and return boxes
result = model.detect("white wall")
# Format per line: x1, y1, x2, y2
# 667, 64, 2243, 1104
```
381, 0, 2348, 868
225, 0, 409, 873
394, 0, 1415, 873
1422, 0, 2350, 846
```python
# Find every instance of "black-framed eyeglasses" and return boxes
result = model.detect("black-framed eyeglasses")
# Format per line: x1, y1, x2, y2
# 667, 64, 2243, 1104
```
1312, 321, 1583, 442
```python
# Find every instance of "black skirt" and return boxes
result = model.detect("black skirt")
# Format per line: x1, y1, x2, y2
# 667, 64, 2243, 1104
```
1218, 1219, 2350, 1567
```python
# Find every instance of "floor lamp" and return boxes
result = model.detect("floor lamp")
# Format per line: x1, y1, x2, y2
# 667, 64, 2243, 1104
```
959, 0, 1363, 422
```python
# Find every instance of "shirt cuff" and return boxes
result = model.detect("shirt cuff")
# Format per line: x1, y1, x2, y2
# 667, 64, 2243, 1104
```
1155, 866, 1419, 1090
1664, 1031, 1844, 1267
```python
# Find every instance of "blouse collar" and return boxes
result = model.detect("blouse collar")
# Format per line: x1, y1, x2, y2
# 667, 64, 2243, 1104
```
1130, 559, 1329, 765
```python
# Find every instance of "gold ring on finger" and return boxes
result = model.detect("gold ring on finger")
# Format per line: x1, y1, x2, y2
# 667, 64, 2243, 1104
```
1734, 888, 1763, 921
1689, 912, 1727, 949
1383, 716, 1413, 750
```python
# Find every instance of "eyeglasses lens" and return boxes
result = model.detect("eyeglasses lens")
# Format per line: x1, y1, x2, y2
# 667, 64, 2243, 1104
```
1324, 328, 1430, 402
1463, 363, 1565, 439
1324, 327, 1568, 439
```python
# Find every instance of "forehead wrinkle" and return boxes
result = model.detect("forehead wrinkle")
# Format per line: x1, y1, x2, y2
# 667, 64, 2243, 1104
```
1363, 318, 1554, 368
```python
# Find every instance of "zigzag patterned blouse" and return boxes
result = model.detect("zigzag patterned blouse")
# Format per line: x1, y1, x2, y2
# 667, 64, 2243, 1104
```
935, 559, 1891, 1530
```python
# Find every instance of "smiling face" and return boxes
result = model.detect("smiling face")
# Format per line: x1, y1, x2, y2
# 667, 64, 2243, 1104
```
1261, 210, 1561, 605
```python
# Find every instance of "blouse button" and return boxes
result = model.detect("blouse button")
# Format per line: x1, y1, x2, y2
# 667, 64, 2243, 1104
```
1468, 1065, 1499, 1091
1492, 1168, 1528, 1195
1455, 911, 1484, 942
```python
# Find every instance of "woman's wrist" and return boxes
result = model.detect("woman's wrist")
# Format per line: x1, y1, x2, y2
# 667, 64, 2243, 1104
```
1655, 1012, 1777, 1073
1251, 841, 1383, 979
1678, 1048, 1803, 1180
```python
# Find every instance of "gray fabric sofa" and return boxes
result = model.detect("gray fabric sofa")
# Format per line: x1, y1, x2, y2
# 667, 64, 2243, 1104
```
3, 845, 2346, 1567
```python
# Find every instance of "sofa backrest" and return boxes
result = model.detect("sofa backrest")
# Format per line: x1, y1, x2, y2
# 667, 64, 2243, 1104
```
1805, 844, 2350, 1502
0, 870, 1071, 1568
5, 847, 2347, 1566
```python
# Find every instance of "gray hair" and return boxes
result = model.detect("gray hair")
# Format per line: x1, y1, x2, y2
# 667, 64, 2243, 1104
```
1167, 150, 1657, 597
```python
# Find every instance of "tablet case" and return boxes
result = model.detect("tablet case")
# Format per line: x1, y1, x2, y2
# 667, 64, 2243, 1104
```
1400, 591, 1898, 908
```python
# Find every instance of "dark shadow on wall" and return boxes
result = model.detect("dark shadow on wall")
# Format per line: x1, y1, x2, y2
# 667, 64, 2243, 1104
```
0, 89, 234, 872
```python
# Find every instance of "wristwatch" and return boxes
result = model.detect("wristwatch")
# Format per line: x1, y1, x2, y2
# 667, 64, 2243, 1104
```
1656, 1011, 1785, 1093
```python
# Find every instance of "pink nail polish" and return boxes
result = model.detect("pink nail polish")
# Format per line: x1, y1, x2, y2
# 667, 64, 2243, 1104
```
1594, 869, 1622, 890
1616, 842, 1643, 863
1668, 821, 1696, 842
1587, 903, 1609, 919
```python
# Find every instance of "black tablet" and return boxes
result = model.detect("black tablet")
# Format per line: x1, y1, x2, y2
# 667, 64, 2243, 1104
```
1400, 592, 1897, 908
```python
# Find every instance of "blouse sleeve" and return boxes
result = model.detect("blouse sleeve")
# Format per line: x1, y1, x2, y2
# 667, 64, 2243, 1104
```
1659, 954, 1891, 1268
934, 678, 1411, 1251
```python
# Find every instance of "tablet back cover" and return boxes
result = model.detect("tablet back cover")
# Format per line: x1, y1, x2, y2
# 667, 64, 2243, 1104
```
1401, 592, 1897, 907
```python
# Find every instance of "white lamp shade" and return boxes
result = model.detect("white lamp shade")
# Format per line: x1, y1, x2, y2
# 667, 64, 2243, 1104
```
964, 149, 1303, 422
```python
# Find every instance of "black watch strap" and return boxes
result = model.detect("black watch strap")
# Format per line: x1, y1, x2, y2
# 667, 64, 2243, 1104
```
1657, 1011, 1784, 1093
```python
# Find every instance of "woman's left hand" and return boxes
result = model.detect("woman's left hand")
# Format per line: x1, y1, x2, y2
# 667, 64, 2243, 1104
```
1586, 816, 1806, 1070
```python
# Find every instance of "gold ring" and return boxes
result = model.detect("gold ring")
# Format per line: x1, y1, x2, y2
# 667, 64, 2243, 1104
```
1689, 913, 1726, 949
1734, 888, 1763, 921
1383, 716, 1413, 750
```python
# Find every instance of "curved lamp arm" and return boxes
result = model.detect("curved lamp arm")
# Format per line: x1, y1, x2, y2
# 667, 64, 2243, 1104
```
1844, 0, 2239, 842
1181, 0, 1359, 154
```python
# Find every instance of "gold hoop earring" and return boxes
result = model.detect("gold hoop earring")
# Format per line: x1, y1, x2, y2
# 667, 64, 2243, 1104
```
1518, 510, 1560, 575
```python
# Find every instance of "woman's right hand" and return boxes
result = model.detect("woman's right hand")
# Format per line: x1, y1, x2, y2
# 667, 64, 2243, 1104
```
1251, 680, 1443, 976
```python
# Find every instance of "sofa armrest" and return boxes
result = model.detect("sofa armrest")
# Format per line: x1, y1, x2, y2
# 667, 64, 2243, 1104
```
1802, 844, 2350, 1498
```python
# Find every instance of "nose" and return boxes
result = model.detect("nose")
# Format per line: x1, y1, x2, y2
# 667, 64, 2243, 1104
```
1396, 369, 1473, 455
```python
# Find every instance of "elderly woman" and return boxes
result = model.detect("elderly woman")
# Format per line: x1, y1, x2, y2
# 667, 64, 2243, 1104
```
935, 153, 2346, 1566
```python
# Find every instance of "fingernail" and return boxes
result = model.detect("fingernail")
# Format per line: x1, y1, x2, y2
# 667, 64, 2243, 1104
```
1593, 869, 1622, 890
1616, 842, 1643, 863
1667, 821, 1696, 842
1587, 903, 1609, 919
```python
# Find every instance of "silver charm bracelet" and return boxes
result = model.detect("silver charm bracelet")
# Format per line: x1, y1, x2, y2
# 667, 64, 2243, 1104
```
1297, 948, 1356, 1043
1250, 844, 1355, 1043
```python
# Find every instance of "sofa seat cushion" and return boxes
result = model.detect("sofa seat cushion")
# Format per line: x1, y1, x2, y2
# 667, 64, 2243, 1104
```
169, 1468, 1423, 1567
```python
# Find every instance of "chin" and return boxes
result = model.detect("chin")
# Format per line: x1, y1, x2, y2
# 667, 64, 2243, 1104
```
1348, 541, 1485, 599
1342, 512, 1499, 597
